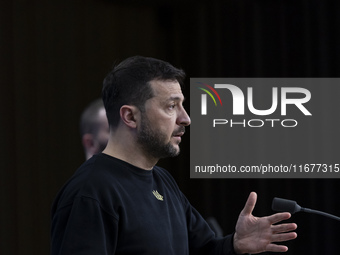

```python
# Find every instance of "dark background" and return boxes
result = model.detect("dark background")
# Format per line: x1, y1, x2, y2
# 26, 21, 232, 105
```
1, 0, 340, 254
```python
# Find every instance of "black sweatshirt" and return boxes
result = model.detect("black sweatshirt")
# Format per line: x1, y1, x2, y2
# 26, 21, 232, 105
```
51, 153, 237, 255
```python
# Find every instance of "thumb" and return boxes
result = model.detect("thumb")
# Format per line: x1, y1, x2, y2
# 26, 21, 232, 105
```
241, 192, 257, 216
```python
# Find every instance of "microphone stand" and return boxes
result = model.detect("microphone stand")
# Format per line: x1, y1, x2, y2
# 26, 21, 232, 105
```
300, 207, 340, 221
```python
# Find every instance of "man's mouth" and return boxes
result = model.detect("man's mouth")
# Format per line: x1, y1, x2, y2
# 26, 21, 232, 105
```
172, 127, 185, 137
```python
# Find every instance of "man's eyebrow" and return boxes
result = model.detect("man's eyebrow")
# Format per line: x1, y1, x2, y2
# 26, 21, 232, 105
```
168, 95, 185, 101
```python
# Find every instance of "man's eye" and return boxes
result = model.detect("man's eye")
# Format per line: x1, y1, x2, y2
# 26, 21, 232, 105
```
169, 104, 176, 110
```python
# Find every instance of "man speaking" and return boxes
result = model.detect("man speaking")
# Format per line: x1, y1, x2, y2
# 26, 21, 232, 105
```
51, 56, 297, 254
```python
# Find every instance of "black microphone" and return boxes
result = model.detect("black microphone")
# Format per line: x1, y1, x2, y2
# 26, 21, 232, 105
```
272, 197, 340, 221
272, 197, 301, 214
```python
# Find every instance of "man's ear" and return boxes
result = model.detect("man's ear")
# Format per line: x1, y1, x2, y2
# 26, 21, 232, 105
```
120, 105, 140, 129
82, 133, 94, 149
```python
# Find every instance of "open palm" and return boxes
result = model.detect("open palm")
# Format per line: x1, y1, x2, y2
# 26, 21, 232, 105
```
233, 192, 297, 254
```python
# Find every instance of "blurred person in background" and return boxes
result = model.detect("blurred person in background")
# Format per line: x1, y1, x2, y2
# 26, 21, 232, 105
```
80, 98, 110, 160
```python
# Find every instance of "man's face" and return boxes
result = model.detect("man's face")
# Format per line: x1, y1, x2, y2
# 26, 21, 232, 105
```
136, 79, 191, 159
94, 107, 110, 153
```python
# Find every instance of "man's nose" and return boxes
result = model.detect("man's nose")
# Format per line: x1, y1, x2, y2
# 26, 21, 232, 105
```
177, 108, 191, 126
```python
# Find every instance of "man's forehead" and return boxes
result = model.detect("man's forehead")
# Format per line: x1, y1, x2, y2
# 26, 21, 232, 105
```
150, 79, 184, 99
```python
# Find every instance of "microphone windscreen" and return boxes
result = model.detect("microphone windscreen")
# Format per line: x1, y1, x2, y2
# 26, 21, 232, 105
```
272, 197, 301, 214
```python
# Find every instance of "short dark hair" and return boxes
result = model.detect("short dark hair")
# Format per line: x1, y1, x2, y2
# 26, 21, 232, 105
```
80, 98, 104, 137
102, 56, 186, 129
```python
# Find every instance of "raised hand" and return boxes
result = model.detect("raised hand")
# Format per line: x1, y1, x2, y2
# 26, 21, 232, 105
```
233, 192, 297, 254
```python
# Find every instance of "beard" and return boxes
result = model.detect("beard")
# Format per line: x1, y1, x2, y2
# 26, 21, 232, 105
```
137, 114, 184, 159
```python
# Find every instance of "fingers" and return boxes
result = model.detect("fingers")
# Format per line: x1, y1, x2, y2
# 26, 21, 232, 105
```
268, 223, 297, 252
265, 244, 289, 253
272, 223, 297, 234
267, 212, 292, 225
236, 193, 298, 254
272, 231, 297, 242
265, 231, 297, 253
272, 223, 297, 241
241, 191, 257, 215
